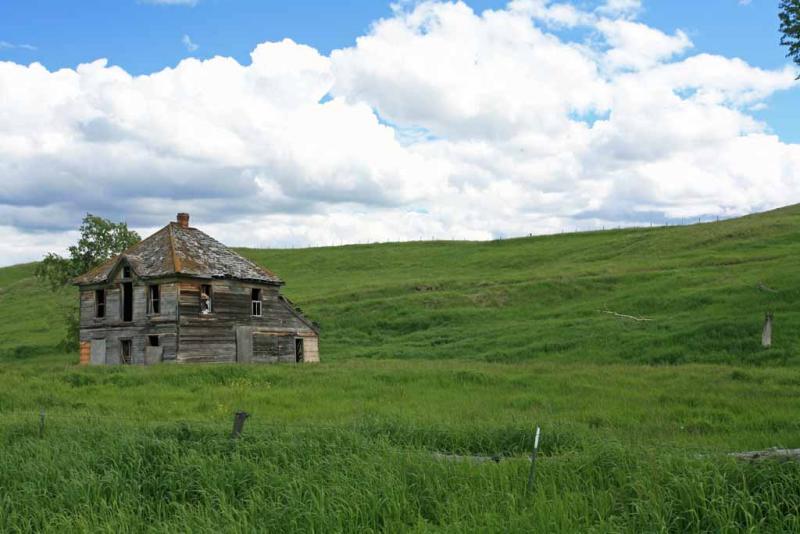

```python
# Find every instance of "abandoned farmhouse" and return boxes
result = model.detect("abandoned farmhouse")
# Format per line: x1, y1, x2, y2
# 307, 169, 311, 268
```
73, 213, 319, 365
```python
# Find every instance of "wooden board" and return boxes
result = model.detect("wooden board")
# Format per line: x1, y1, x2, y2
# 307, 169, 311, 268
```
79, 341, 90, 366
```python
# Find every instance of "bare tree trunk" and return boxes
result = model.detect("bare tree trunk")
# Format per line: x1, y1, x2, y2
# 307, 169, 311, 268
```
762, 312, 773, 348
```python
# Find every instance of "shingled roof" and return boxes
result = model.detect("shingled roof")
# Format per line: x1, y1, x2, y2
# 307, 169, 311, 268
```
73, 214, 282, 286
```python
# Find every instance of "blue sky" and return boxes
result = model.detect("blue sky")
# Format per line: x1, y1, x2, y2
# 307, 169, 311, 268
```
0, 0, 798, 266
1, 1, 796, 140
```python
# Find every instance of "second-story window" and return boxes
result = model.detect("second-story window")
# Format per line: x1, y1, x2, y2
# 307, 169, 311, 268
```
95, 289, 105, 318
251, 288, 262, 316
148, 284, 160, 314
200, 284, 212, 314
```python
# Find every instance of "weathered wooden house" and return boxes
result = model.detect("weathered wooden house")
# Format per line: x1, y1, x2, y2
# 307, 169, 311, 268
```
73, 213, 319, 365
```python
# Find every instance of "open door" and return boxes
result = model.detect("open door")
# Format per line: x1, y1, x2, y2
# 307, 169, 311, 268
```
295, 338, 304, 363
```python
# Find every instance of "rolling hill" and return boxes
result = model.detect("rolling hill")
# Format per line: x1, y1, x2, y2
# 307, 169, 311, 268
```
2, 203, 798, 365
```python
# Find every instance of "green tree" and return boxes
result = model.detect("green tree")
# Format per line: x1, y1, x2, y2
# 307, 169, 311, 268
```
35, 214, 141, 289
780, 0, 800, 75
36, 214, 140, 350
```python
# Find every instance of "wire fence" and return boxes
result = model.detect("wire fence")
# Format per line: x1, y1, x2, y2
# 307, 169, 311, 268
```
0, 409, 527, 434
0, 409, 500, 435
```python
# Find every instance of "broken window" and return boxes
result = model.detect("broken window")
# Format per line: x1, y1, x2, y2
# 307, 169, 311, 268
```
123, 266, 131, 279
95, 289, 106, 318
148, 335, 160, 347
200, 284, 212, 314
121, 339, 132, 364
251, 288, 262, 316
148, 284, 160, 314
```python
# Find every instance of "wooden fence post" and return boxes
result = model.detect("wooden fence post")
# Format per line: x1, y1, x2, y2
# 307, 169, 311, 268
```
525, 426, 541, 497
231, 411, 249, 439
39, 410, 46, 438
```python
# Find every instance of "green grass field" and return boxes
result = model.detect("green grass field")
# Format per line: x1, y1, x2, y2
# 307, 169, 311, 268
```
1, 205, 800, 532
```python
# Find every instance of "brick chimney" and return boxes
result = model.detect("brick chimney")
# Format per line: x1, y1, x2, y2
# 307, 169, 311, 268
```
176, 213, 190, 228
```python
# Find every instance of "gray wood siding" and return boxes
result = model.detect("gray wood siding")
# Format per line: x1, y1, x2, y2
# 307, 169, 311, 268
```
80, 276, 317, 365
252, 333, 295, 363
79, 279, 180, 364
177, 280, 317, 363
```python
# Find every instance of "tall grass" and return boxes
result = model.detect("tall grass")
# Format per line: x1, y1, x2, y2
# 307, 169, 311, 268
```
2, 417, 799, 532
2, 359, 800, 531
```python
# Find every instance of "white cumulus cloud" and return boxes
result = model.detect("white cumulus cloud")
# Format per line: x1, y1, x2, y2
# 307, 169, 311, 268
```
0, 0, 798, 266
597, 0, 642, 18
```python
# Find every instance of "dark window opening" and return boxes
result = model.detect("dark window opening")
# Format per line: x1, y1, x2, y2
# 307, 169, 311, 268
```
295, 338, 304, 363
200, 284, 212, 314
251, 288, 262, 316
95, 289, 106, 318
121, 339, 132, 364
122, 266, 131, 279
148, 335, 160, 347
148, 285, 160, 314
122, 282, 133, 322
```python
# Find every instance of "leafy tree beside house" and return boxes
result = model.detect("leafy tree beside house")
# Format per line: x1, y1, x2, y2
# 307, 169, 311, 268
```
36, 214, 140, 350
781, 0, 800, 75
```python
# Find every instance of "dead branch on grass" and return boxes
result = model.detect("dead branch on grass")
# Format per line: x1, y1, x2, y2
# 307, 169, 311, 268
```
757, 282, 779, 293
730, 448, 800, 462
598, 309, 653, 322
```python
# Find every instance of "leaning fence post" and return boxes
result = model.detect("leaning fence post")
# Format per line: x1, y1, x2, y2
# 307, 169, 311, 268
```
525, 426, 541, 497
231, 411, 249, 439
39, 410, 46, 438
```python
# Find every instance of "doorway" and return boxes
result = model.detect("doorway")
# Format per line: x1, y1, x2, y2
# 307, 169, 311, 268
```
295, 338, 304, 363
122, 282, 133, 322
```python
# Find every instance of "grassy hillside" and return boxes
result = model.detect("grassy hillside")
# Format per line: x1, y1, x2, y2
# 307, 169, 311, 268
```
2, 206, 800, 532
246, 205, 800, 364
4, 203, 797, 364
0, 263, 72, 357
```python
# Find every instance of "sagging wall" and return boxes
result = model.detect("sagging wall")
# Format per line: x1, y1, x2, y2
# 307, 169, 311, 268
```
177, 279, 318, 363
234, 328, 319, 363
